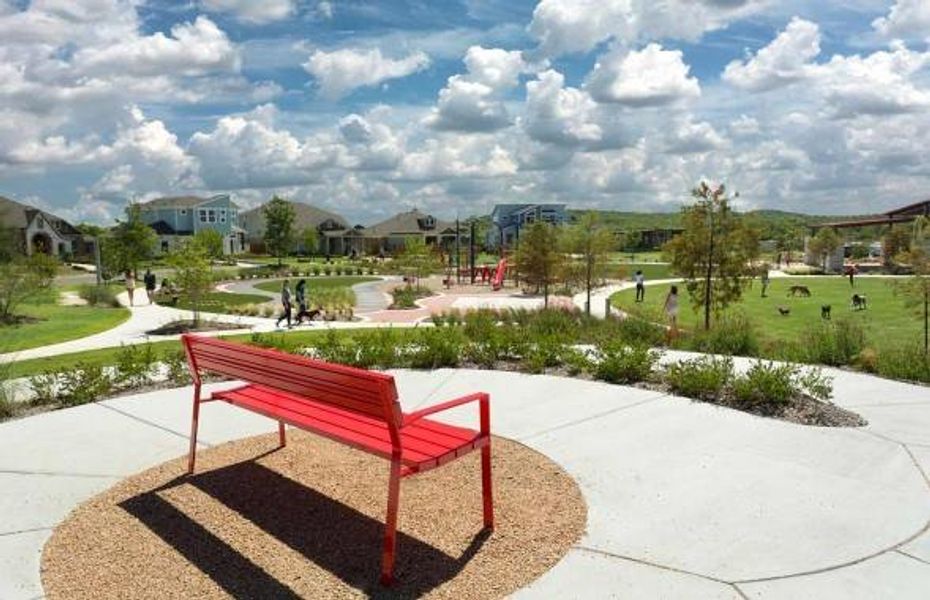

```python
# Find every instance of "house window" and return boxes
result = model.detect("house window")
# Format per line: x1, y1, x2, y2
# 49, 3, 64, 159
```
180, 209, 187, 215
199, 209, 208, 223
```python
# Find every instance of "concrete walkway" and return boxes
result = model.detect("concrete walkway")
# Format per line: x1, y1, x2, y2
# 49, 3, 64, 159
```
1, 367, 928, 599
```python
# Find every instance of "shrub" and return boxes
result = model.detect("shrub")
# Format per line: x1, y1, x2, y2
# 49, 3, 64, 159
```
872, 344, 930, 383
801, 318, 865, 366
355, 329, 401, 369
665, 356, 733, 401
312, 265, 321, 276
323, 266, 332, 276
314, 329, 359, 365
28, 371, 59, 406
390, 286, 418, 309
408, 328, 463, 369
562, 347, 593, 376
59, 363, 113, 406
521, 335, 568, 374
356, 267, 364, 276
731, 361, 833, 407
163, 348, 192, 385
0, 361, 15, 418
77, 284, 121, 308
613, 314, 666, 347
690, 311, 759, 356
592, 341, 660, 384
115, 343, 157, 388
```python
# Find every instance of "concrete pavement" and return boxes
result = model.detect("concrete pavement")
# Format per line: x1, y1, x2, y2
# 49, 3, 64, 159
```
1, 367, 928, 599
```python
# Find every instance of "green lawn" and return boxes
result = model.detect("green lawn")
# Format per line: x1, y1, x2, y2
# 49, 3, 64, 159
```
254, 276, 379, 294
158, 291, 270, 312
615, 263, 672, 281
611, 276, 918, 351
0, 289, 130, 353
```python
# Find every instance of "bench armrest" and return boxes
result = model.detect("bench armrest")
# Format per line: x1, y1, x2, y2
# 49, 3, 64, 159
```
402, 392, 490, 434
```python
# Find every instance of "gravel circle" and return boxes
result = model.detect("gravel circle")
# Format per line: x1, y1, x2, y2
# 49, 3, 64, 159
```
42, 431, 586, 599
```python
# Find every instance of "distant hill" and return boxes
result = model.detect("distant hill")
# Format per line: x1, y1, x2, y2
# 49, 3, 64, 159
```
571, 208, 879, 241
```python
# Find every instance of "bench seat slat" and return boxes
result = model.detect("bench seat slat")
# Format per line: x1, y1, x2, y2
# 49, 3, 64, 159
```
212, 384, 483, 468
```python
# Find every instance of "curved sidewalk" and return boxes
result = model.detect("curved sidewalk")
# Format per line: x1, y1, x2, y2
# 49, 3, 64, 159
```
1, 368, 928, 598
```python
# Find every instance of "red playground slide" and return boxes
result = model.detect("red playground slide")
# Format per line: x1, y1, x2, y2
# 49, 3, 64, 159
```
492, 258, 507, 291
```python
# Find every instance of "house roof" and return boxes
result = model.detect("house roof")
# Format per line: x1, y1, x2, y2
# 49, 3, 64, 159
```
240, 200, 348, 236
0, 196, 80, 236
364, 209, 456, 237
148, 220, 176, 235
138, 195, 238, 210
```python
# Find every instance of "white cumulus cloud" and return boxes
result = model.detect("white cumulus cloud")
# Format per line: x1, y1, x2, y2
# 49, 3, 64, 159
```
201, 0, 295, 24
873, 0, 930, 41
586, 43, 701, 106
723, 17, 821, 92
303, 47, 430, 99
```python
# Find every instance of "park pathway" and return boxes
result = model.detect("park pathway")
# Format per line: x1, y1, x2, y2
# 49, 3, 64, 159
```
1, 366, 929, 599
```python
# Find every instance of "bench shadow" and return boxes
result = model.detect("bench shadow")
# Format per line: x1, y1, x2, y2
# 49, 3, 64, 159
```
120, 459, 489, 599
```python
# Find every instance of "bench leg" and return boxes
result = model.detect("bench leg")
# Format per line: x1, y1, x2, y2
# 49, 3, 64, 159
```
380, 460, 402, 586
187, 390, 202, 475
278, 421, 286, 448
481, 441, 494, 530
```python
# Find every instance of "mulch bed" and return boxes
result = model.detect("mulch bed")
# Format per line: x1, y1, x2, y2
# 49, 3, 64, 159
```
43, 431, 586, 599
146, 320, 246, 335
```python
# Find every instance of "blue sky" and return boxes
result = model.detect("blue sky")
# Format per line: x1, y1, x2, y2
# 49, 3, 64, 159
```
1, 0, 929, 225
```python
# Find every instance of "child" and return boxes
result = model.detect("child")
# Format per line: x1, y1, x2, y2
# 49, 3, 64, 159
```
124, 270, 136, 307
663, 285, 679, 341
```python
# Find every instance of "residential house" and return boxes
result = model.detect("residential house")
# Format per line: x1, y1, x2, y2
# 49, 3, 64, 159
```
487, 204, 568, 250
0, 195, 88, 258
137, 195, 246, 255
240, 201, 348, 254
322, 209, 465, 256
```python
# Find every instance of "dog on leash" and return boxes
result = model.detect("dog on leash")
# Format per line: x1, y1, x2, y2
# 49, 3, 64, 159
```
787, 285, 812, 297
851, 294, 868, 310
821, 305, 831, 320
778, 306, 791, 316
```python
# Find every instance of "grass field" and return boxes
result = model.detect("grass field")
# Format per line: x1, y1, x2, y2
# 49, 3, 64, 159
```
612, 276, 919, 351
0, 289, 131, 353
254, 276, 379, 294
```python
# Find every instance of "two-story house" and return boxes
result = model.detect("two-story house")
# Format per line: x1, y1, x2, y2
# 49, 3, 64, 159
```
137, 195, 246, 255
487, 204, 568, 250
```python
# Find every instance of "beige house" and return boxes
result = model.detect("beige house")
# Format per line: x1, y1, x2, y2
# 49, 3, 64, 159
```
240, 200, 348, 254
0, 195, 88, 258
323, 209, 466, 256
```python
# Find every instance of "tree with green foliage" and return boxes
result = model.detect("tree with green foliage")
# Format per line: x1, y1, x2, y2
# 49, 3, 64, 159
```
262, 197, 295, 266
397, 237, 442, 291
193, 228, 224, 260
561, 212, 615, 315
664, 182, 759, 330
0, 210, 17, 263
167, 238, 213, 327
103, 204, 157, 276
515, 222, 562, 307
808, 227, 842, 272
774, 224, 805, 265
894, 216, 930, 355
883, 226, 911, 266
0, 254, 58, 323
300, 227, 319, 256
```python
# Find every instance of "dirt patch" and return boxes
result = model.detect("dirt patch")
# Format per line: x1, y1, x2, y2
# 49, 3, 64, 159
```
145, 320, 246, 335
43, 431, 586, 600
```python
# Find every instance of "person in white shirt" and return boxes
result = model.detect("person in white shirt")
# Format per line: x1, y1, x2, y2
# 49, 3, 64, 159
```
663, 285, 679, 340
634, 270, 645, 302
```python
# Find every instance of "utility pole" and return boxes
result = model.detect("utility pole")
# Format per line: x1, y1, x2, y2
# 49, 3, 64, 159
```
94, 236, 103, 286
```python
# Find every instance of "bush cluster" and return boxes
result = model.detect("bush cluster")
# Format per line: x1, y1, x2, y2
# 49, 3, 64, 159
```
77, 284, 122, 308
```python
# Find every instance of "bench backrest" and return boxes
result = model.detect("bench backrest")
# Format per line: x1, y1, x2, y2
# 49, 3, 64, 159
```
182, 334, 402, 429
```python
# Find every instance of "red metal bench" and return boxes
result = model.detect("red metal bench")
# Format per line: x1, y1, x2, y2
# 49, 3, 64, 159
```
181, 334, 493, 585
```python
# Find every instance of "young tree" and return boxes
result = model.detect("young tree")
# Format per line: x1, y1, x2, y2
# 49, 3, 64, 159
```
561, 212, 615, 315
883, 226, 911, 266
104, 204, 157, 275
193, 229, 225, 260
895, 216, 930, 355
397, 237, 441, 291
664, 181, 759, 330
775, 225, 805, 265
262, 197, 295, 266
167, 239, 213, 327
0, 254, 57, 323
515, 222, 562, 307
808, 227, 842, 271
300, 227, 319, 256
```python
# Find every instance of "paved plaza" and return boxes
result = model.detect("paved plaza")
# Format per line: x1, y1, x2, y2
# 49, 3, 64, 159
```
1, 364, 928, 599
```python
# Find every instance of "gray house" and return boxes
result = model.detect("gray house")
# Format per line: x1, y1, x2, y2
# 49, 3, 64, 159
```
137, 194, 246, 255
487, 204, 569, 250
240, 200, 348, 254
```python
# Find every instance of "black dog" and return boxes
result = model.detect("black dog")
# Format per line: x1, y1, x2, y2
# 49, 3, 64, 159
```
821, 305, 831, 320
851, 294, 868, 310
778, 306, 791, 316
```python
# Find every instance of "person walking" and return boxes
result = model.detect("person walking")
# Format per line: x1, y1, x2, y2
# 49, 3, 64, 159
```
124, 270, 136, 307
663, 285, 679, 342
847, 263, 857, 287
760, 268, 770, 298
143, 269, 157, 305
275, 279, 293, 329
634, 270, 645, 302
